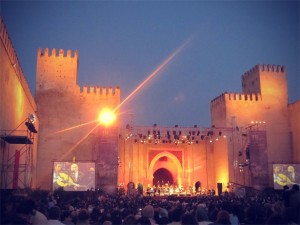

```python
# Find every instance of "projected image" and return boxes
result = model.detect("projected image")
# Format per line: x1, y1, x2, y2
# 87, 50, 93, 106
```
273, 164, 300, 189
53, 162, 95, 191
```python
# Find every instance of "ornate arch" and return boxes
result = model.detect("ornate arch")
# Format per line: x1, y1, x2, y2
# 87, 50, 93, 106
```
148, 151, 183, 185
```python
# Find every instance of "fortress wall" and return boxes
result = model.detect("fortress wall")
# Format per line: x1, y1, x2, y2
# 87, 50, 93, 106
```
0, 17, 36, 113
35, 48, 121, 190
80, 85, 120, 97
242, 64, 287, 104
36, 48, 79, 91
0, 17, 38, 188
211, 64, 293, 188
288, 101, 300, 162
211, 92, 262, 127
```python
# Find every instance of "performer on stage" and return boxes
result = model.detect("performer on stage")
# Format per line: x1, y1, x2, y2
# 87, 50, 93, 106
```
287, 165, 299, 184
68, 163, 86, 191
53, 163, 64, 189
53, 162, 80, 190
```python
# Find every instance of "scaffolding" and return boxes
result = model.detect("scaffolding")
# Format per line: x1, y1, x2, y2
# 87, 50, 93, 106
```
0, 120, 36, 189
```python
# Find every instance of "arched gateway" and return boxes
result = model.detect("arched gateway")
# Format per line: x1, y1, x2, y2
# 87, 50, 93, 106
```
148, 151, 183, 187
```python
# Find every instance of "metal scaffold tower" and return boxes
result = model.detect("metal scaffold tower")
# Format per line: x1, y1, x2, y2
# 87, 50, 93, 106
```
0, 115, 37, 189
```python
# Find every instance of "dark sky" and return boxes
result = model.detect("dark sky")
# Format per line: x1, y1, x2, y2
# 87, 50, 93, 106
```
1, 1, 299, 127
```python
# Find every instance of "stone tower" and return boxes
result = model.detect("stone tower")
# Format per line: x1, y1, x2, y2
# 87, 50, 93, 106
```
35, 48, 120, 192
211, 64, 292, 188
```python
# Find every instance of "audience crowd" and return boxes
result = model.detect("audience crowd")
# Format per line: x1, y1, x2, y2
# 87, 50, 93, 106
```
1, 184, 299, 225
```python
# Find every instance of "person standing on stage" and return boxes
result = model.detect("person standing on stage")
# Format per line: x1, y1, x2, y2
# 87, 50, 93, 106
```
69, 163, 85, 190
287, 166, 299, 184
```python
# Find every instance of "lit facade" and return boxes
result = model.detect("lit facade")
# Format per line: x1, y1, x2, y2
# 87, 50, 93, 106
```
0, 16, 299, 192
0, 18, 39, 189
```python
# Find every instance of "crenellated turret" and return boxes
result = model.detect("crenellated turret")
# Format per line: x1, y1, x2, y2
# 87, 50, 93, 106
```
36, 48, 79, 92
211, 92, 262, 108
38, 48, 78, 58
242, 64, 285, 82
80, 85, 120, 96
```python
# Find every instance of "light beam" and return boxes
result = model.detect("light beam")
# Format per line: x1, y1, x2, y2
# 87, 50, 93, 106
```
113, 36, 193, 112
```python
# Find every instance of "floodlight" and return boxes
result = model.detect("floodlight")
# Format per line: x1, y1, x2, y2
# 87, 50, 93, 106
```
98, 109, 116, 126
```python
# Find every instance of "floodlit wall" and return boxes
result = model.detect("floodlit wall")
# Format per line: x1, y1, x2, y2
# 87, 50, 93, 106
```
35, 48, 120, 191
288, 101, 300, 162
210, 64, 296, 188
0, 17, 38, 189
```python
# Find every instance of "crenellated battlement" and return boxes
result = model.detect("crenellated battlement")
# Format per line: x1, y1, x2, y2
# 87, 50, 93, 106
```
211, 92, 262, 107
242, 64, 285, 80
80, 85, 120, 96
38, 48, 78, 59
0, 16, 36, 109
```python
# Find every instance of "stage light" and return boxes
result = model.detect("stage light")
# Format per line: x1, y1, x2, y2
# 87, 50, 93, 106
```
98, 109, 116, 126
28, 113, 36, 123
25, 121, 37, 133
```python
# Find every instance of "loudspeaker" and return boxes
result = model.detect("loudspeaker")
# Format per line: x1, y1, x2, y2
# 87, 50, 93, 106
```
217, 183, 222, 196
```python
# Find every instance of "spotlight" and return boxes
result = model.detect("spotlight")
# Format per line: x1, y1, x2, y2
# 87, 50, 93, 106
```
25, 121, 37, 133
28, 114, 36, 123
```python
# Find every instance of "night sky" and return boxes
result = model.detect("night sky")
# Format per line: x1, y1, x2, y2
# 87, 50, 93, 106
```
1, 1, 299, 127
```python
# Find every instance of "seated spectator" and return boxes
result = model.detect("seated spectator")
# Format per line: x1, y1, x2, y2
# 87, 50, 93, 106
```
211, 210, 231, 225
61, 210, 75, 225
48, 206, 64, 225
123, 215, 137, 225
142, 205, 156, 225
168, 207, 182, 225
156, 207, 169, 225
196, 206, 211, 225
76, 208, 90, 225
24, 198, 48, 225
181, 213, 198, 225
136, 216, 151, 225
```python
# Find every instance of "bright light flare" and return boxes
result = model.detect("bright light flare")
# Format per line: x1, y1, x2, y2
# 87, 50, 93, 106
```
114, 35, 194, 112
98, 109, 116, 126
